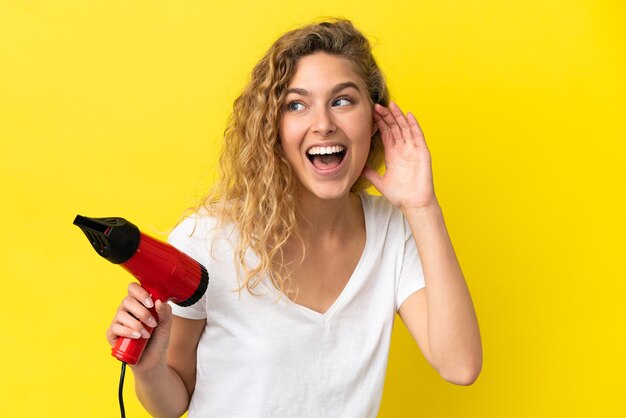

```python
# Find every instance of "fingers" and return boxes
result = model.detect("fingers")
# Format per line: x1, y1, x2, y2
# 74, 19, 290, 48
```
374, 104, 401, 146
406, 111, 426, 142
128, 282, 154, 309
121, 295, 158, 328
374, 102, 425, 146
373, 108, 395, 148
389, 102, 414, 142
105, 283, 159, 347
106, 312, 149, 345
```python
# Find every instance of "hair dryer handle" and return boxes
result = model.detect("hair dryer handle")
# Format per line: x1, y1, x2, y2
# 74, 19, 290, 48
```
111, 305, 158, 365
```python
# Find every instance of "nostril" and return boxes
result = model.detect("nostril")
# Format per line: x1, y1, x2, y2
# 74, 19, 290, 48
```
312, 115, 336, 135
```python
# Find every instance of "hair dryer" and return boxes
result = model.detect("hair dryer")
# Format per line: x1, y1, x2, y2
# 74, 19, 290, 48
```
73, 215, 208, 365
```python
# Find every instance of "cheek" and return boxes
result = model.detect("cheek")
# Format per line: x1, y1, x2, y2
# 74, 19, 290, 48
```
352, 107, 374, 136
278, 123, 303, 162
278, 122, 290, 147
349, 114, 374, 147
352, 121, 373, 163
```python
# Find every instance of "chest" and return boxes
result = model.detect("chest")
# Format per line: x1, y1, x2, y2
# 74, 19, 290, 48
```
286, 228, 366, 314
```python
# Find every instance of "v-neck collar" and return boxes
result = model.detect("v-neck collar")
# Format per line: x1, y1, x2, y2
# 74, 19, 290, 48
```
268, 192, 371, 325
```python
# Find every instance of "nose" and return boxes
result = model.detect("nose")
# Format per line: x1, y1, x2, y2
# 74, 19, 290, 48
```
312, 106, 336, 136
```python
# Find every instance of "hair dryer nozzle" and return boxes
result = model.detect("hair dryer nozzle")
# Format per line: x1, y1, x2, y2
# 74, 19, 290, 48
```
73, 215, 140, 264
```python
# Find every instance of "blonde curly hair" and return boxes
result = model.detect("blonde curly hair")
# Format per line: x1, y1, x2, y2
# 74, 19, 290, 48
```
200, 18, 390, 296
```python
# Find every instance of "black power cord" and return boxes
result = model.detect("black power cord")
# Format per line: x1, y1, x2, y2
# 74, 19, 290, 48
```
119, 362, 127, 418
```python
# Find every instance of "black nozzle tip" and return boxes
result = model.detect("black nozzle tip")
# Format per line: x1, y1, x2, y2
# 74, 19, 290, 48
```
74, 214, 140, 264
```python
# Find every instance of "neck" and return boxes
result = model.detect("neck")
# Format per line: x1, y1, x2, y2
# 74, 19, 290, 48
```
295, 191, 362, 239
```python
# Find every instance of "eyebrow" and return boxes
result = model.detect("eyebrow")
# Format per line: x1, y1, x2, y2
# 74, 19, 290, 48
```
285, 81, 361, 97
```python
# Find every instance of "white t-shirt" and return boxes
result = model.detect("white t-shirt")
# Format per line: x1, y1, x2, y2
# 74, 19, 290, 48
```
168, 192, 425, 417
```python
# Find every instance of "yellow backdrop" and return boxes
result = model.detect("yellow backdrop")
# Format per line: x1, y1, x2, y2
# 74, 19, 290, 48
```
1, 1, 624, 417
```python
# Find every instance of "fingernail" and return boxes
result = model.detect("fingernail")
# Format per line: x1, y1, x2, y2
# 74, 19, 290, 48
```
147, 317, 158, 328
131, 331, 141, 339
141, 329, 151, 339
144, 297, 154, 308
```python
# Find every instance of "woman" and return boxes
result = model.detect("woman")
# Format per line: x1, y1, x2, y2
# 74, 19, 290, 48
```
107, 19, 482, 417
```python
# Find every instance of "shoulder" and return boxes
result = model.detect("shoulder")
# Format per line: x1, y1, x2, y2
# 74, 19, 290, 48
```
169, 207, 239, 239
168, 213, 213, 243
360, 191, 404, 224
167, 211, 237, 254
360, 191, 413, 242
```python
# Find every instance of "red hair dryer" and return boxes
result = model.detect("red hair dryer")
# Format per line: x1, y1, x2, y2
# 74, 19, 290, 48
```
74, 215, 208, 365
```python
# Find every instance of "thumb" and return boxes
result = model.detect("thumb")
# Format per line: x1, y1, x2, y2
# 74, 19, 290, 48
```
154, 299, 173, 330
361, 166, 384, 192
148, 299, 173, 348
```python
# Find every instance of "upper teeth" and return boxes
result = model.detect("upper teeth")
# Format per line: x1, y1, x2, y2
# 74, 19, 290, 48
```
307, 145, 346, 155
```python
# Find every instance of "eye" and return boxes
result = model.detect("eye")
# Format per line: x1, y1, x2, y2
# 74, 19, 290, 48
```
332, 96, 353, 107
286, 101, 305, 112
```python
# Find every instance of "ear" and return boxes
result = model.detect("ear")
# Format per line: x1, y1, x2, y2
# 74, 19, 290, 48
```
371, 119, 378, 137
370, 103, 379, 137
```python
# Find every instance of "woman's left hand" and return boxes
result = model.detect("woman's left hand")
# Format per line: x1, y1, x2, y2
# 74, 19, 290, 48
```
361, 101, 439, 212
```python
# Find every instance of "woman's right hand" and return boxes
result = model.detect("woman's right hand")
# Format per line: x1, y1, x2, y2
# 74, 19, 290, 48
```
105, 282, 173, 371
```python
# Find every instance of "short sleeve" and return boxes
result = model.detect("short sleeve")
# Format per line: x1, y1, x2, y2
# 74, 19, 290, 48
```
167, 216, 209, 320
396, 215, 426, 311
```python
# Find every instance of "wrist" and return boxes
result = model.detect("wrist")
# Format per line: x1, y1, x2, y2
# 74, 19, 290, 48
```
401, 200, 442, 218
402, 201, 446, 238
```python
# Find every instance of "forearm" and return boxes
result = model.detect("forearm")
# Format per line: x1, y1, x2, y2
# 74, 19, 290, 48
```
404, 203, 482, 382
132, 363, 191, 418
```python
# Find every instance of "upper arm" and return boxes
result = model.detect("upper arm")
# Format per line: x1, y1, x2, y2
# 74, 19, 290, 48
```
166, 316, 206, 398
398, 287, 437, 372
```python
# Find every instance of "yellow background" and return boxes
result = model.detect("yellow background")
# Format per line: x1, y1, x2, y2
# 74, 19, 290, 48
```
1, 1, 624, 417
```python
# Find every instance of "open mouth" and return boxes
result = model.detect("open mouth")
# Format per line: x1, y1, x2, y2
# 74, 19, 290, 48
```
306, 145, 347, 170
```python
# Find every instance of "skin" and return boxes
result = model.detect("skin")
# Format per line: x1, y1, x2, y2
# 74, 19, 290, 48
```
364, 101, 483, 385
277, 53, 375, 312
279, 53, 376, 203
106, 52, 482, 417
